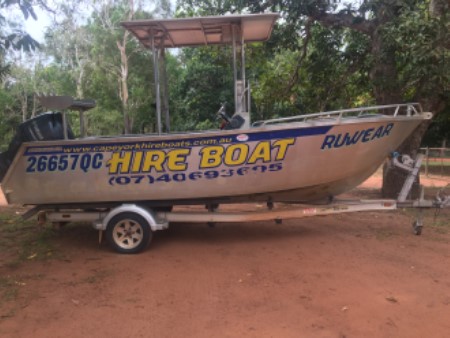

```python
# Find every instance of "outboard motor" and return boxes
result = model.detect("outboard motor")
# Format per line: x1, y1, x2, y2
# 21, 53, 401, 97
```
0, 112, 73, 182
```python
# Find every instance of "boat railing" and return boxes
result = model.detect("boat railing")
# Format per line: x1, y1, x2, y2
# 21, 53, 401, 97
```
252, 103, 423, 127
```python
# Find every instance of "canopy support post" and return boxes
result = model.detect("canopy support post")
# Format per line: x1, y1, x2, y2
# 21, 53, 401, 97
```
241, 34, 246, 112
79, 110, 85, 137
160, 48, 170, 133
232, 24, 238, 114
62, 111, 69, 140
232, 24, 248, 114
150, 29, 162, 135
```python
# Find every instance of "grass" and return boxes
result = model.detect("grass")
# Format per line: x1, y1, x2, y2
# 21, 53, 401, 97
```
82, 269, 113, 284
400, 207, 450, 236
427, 210, 450, 234
0, 208, 62, 268
0, 207, 64, 320
0, 275, 20, 319
0, 273, 45, 320
423, 161, 450, 166
421, 158, 450, 176
374, 228, 397, 240
61, 268, 113, 288
0, 276, 18, 302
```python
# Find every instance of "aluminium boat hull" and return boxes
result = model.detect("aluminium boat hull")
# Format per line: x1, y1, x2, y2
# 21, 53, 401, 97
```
1, 113, 429, 206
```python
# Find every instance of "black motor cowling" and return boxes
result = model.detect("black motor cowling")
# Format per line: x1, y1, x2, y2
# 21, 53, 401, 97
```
0, 112, 73, 182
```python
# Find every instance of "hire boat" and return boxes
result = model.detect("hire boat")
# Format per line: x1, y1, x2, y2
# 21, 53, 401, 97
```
0, 14, 438, 254
0, 13, 432, 207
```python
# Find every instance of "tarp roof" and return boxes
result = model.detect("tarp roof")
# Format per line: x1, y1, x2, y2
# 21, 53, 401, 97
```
121, 13, 279, 49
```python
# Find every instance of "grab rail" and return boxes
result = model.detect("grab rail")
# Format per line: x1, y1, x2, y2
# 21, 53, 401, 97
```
252, 103, 423, 127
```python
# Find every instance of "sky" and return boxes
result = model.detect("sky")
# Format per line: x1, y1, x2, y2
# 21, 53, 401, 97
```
15, 1, 362, 44
11, 0, 178, 43
7, 5, 53, 43
24, 8, 52, 42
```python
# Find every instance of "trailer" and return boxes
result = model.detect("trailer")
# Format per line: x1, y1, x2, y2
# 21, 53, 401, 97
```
26, 153, 449, 254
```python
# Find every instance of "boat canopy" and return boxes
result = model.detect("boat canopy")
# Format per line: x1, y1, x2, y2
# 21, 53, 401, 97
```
121, 13, 279, 134
121, 13, 279, 49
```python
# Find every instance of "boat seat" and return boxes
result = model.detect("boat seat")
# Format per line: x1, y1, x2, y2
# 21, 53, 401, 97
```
224, 114, 245, 130
224, 112, 250, 130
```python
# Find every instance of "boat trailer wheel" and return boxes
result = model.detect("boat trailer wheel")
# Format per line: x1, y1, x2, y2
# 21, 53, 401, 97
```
106, 212, 152, 254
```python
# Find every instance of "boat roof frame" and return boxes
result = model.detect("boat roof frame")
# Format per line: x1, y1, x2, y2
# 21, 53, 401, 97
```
121, 13, 279, 49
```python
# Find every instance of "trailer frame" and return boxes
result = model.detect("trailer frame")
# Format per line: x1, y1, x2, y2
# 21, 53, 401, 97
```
29, 153, 449, 253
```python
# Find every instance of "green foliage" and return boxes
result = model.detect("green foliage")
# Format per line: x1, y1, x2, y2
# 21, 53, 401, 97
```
174, 0, 374, 121
383, 2, 449, 100
175, 0, 448, 138
84, 1, 163, 134
0, 0, 448, 151
423, 107, 450, 146
0, 89, 19, 151
84, 108, 123, 136
248, 22, 373, 120
35, 64, 76, 95
170, 46, 234, 130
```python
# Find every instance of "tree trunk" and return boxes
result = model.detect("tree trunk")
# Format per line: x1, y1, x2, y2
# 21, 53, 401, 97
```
381, 122, 429, 199
76, 55, 86, 137
302, 1, 446, 199
31, 93, 36, 118
364, 10, 423, 199
117, 38, 130, 134
429, 0, 449, 17
21, 90, 28, 122
117, 0, 134, 134
368, 24, 416, 199
382, 99, 446, 198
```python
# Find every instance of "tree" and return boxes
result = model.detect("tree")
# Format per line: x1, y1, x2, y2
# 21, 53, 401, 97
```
170, 46, 234, 130
0, 0, 45, 78
179, 0, 449, 198
44, 1, 94, 135
88, 0, 171, 134
0, 0, 47, 148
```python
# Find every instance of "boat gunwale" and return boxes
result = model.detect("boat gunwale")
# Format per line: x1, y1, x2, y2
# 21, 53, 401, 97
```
252, 103, 426, 127
16, 110, 432, 148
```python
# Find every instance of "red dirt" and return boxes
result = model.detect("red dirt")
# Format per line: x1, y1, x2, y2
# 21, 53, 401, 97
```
1, 173, 450, 338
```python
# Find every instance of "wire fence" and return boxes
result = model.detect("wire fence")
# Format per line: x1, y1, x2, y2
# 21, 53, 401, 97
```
419, 147, 450, 177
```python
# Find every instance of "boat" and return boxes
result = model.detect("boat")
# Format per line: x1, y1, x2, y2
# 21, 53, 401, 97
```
0, 14, 437, 253
0, 13, 432, 207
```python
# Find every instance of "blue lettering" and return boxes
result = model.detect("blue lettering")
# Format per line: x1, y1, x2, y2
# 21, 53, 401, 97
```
321, 135, 336, 150
345, 131, 363, 146
80, 154, 91, 172
322, 123, 394, 150
334, 134, 346, 148
92, 153, 103, 169
26, 156, 37, 172
25, 153, 104, 173
351, 131, 363, 145
362, 128, 374, 142
382, 123, 394, 137
372, 126, 384, 139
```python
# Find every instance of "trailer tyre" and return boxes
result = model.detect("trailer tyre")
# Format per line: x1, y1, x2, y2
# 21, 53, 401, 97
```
106, 212, 152, 254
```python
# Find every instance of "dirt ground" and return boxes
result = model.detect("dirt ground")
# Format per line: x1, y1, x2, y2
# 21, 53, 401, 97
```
1, 173, 450, 338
